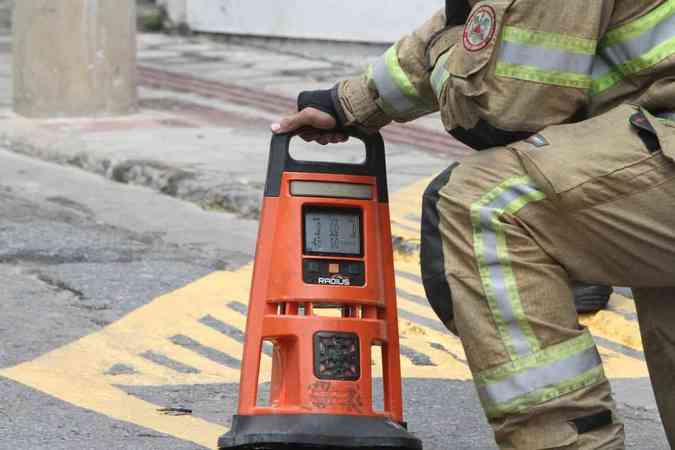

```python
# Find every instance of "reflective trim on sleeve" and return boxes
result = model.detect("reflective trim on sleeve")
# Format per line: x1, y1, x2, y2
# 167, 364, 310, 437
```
475, 331, 606, 418
496, 27, 596, 89
365, 64, 374, 84
499, 43, 595, 76
471, 176, 546, 359
603, 0, 675, 48
371, 44, 434, 119
658, 111, 675, 122
496, 63, 593, 89
592, 0, 675, 95
501, 26, 597, 54
430, 51, 451, 100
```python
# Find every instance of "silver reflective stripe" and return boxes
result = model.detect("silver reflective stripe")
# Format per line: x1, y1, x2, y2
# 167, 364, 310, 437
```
500, 41, 594, 75
477, 346, 602, 406
372, 53, 417, 116
431, 51, 451, 99
478, 183, 540, 357
594, 11, 675, 79
591, 55, 612, 79
658, 111, 675, 121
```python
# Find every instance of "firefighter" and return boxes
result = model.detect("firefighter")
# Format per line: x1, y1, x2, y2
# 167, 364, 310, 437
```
272, 0, 675, 448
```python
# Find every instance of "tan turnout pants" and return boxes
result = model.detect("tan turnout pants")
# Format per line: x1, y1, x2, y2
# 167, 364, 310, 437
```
428, 104, 675, 449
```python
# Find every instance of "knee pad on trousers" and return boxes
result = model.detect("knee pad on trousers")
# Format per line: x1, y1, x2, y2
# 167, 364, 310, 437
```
420, 163, 459, 333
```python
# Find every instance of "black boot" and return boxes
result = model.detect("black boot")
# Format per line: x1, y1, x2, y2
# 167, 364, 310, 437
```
572, 282, 612, 313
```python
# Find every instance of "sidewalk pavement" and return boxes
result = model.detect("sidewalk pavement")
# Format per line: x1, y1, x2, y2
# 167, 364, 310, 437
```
0, 32, 464, 222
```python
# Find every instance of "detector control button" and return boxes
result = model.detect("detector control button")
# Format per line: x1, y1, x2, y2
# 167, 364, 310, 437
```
306, 261, 321, 273
302, 259, 365, 287
346, 263, 362, 275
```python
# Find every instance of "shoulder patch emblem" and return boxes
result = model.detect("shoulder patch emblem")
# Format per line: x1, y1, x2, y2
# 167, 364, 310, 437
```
463, 5, 497, 52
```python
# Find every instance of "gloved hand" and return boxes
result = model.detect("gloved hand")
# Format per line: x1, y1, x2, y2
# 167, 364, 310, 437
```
270, 86, 349, 145
572, 282, 612, 313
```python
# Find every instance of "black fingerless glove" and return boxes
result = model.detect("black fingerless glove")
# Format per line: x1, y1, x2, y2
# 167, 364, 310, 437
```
297, 85, 347, 130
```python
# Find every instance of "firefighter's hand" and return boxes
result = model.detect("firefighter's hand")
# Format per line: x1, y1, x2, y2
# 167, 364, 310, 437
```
270, 107, 348, 145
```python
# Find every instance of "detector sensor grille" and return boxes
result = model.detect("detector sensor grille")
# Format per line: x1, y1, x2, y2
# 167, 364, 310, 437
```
314, 332, 360, 381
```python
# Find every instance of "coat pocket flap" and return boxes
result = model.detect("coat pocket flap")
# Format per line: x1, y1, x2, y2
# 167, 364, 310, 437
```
643, 107, 675, 161
510, 105, 655, 196
448, 0, 513, 79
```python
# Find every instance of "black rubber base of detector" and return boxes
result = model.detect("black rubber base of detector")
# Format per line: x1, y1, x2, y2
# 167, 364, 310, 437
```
218, 414, 423, 450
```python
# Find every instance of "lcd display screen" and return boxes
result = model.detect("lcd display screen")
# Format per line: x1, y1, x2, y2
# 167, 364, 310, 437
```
304, 208, 361, 256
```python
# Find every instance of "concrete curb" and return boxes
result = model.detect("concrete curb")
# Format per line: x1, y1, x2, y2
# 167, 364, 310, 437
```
0, 116, 263, 219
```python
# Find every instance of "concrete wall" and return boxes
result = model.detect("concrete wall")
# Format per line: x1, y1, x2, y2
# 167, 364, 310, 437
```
185, 0, 444, 43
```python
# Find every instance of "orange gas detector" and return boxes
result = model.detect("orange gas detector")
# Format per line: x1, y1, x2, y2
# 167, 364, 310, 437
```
218, 130, 423, 450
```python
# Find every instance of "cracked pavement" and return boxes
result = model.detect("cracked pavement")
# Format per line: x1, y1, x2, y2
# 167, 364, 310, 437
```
0, 149, 251, 449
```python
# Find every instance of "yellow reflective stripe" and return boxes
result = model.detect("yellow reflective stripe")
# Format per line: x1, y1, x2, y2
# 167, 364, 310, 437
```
475, 331, 606, 419
471, 176, 545, 359
601, 0, 675, 48
502, 26, 597, 54
475, 332, 596, 384
496, 62, 593, 89
430, 51, 451, 99
592, 0, 675, 95
497, 27, 595, 89
384, 44, 420, 100
371, 44, 434, 118
484, 366, 605, 418
592, 38, 675, 95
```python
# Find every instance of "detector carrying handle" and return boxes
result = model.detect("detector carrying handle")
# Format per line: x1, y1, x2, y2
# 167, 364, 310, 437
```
264, 129, 388, 202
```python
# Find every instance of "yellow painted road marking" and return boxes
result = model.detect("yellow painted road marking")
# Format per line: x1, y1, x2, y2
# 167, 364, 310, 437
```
390, 178, 426, 239
0, 176, 648, 449
1, 271, 242, 448
580, 302, 643, 352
